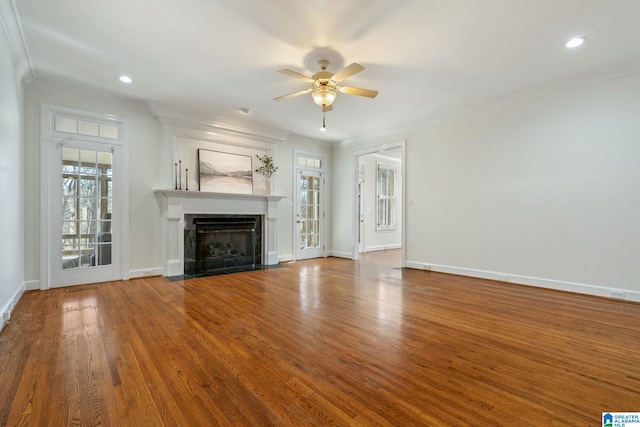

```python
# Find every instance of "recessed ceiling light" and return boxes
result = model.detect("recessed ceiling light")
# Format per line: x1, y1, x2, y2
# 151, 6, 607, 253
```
565, 37, 586, 48
119, 75, 133, 83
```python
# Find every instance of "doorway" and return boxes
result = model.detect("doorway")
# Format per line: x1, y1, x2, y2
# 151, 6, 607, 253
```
295, 169, 325, 260
353, 144, 405, 265
294, 153, 326, 260
41, 106, 127, 288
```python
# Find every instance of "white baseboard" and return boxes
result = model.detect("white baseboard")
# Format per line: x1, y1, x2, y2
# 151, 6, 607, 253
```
129, 267, 164, 279
404, 260, 640, 303
279, 252, 351, 262
278, 254, 294, 263
327, 251, 353, 259
1, 282, 25, 331
365, 244, 402, 253
24, 280, 41, 291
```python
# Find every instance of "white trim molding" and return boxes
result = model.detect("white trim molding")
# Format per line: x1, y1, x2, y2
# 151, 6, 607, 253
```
404, 260, 640, 303
0, 282, 24, 332
327, 251, 353, 259
0, 0, 35, 84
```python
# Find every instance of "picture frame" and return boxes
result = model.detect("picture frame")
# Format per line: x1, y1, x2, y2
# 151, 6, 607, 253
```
197, 149, 253, 194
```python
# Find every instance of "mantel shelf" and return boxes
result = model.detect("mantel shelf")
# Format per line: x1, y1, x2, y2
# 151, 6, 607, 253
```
154, 189, 286, 202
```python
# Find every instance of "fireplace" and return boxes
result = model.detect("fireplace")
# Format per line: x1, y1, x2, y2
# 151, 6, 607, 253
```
155, 189, 285, 277
184, 214, 262, 275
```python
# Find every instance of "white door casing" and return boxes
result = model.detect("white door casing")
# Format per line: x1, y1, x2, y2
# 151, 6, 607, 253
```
295, 168, 325, 260
40, 105, 129, 288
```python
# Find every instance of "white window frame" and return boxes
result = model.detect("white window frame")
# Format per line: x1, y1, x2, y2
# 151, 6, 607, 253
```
376, 162, 397, 230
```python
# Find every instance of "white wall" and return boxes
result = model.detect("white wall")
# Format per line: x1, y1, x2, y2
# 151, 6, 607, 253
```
333, 72, 640, 300
0, 7, 25, 328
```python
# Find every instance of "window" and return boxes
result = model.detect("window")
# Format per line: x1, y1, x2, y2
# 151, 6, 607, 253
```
61, 148, 113, 268
297, 156, 322, 169
54, 115, 119, 140
377, 163, 397, 230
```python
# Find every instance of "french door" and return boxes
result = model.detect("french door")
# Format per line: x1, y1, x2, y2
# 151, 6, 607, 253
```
49, 140, 122, 287
295, 169, 325, 260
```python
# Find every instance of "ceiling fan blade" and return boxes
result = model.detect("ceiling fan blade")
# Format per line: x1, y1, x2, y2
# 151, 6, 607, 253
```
338, 86, 379, 98
273, 88, 313, 102
278, 69, 314, 82
322, 104, 333, 113
332, 63, 365, 82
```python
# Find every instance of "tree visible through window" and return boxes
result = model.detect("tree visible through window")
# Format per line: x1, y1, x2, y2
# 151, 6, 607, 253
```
377, 163, 396, 230
62, 148, 113, 268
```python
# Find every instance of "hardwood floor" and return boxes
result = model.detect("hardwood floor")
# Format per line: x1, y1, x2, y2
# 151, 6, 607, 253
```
1, 250, 639, 426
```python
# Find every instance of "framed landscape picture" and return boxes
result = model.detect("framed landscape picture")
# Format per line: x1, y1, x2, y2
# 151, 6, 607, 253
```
198, 149, 253, 194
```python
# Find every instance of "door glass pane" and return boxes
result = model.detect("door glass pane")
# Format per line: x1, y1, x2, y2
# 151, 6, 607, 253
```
62, 147, 113, 269
298, 172, 321, 251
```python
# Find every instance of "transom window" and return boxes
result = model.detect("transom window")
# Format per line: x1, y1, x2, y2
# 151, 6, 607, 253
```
297, 156, 322, 169
54, 114, 120, 140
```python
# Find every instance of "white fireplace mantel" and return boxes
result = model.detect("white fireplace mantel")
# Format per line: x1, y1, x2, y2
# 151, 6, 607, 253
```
155, 189, 285, 276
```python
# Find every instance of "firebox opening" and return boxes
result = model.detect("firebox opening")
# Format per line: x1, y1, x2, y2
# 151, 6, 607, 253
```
184, 214, 263, 276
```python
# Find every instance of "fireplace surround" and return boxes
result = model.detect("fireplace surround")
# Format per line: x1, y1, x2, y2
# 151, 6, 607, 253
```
155, 189, 285, 277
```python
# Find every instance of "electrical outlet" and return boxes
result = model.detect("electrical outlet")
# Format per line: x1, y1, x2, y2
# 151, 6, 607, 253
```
2, 312, 9, 323
610, 291, 625, 300
143, 270, 153, 277
423, 264, 431, 271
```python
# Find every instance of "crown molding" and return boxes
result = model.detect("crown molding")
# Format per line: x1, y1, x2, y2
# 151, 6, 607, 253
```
149, 101, 330, 147
25, 78, 152, 114
149, 101, 291, 145
0, 0, 35, 85
340, 58, 640, 148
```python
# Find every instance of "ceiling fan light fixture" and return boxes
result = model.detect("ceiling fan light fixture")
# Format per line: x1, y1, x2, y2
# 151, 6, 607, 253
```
312, 87, 337, 107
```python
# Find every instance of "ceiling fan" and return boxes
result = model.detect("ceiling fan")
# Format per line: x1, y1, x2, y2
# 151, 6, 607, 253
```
274, 60, 378, 113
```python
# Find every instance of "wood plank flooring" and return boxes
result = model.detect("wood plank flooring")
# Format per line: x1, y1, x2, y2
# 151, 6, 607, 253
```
1, 250, 639, 426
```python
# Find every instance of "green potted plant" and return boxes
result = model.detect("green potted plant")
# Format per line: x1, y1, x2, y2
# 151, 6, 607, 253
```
254, 154, 278, 194
255, 154, 278, 177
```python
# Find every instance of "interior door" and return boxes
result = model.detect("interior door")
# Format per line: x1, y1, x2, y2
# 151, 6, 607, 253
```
296, 169, 324, 260
50, 140, 121, 287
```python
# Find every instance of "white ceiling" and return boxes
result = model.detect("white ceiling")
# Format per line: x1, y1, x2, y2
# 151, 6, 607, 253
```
15, 0, 640, 143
